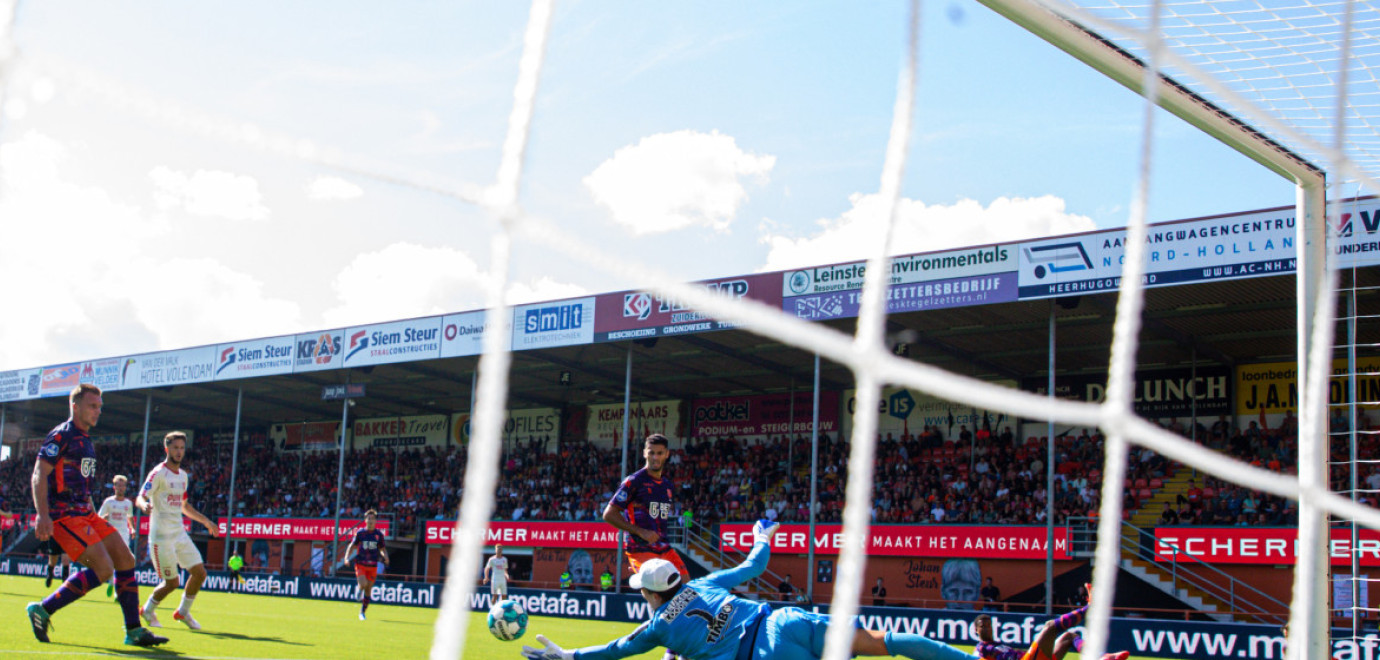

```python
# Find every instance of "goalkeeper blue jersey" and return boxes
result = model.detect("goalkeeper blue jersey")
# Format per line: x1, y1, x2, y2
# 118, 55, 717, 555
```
574, 543, 773, 660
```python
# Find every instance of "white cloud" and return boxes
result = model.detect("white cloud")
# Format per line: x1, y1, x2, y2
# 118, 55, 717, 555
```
0, 132, 300, 367
322, 242, 585, 328
149, 165, 269, 221
583, 130, 775, 235
760, 195, 1097, 271
306, 175, 364, 201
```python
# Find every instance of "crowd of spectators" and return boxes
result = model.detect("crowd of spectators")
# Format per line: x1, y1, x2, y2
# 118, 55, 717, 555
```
2, 407, 1370, 540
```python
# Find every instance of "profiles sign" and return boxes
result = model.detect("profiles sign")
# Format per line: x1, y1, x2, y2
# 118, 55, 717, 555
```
451, 408, 560, 446
594, 273, 783, 342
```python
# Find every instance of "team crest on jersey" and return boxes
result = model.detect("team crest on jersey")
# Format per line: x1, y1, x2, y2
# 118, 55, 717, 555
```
80, 458, 96, 478
42, 443, 60, 457
616, 490, 629, 503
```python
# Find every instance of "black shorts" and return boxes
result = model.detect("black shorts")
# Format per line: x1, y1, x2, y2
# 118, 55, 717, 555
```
37, 539, 63, 556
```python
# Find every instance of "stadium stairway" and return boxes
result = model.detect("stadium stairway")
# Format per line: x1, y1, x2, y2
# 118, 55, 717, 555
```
1127, 466, 1196, 528
1116, 467, 1246, 622
1116, 517, 1287, 624
677, 527, 784, 600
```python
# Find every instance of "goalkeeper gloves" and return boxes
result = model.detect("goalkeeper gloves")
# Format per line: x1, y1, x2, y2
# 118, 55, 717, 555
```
521, 634, 574, 660
753, 519, 780, 546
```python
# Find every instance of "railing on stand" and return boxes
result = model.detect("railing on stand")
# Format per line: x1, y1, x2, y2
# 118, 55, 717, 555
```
1069, 517, 1289, 624
675, 522, 797, 603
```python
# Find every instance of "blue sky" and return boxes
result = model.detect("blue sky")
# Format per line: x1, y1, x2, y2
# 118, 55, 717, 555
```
0, 1, 1295, 369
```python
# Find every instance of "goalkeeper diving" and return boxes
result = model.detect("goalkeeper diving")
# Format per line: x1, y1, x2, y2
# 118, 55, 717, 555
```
522, 519, 979, 660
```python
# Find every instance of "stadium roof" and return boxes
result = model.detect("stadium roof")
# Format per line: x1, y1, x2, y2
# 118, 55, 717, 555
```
1, 257, 1374, 440
2, 198, 1379, 439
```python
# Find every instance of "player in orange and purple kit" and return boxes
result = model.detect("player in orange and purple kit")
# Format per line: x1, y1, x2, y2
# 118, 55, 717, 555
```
603, 434, 689, 579
974, 586, 1129, 660
24, 384, 167, 647
343, 509, 388, 620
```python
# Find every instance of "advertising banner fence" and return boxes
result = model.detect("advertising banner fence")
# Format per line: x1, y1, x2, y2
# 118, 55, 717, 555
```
782, 246, 1016, 322
214, 336, 296, 381
844, 385, 1019, 442
292, 330, 344, 372
450, 408, 560, 447
424, 521, 617, 547
512, 297, 596, 350
594, 273, 783, 342
1154, 526, 1380, 566
719, 523, 1071, 559
353, 415, 448, 449
1236, 357, 1380, 415
343, 318, 442, 368
271, 421, 343, 452
586, 400, 681, 446
215, 517, 390, 541
690, 391, 840, 437
1021, 367, 1231, 419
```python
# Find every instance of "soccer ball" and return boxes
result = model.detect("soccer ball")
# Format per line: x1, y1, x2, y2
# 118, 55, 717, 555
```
487, 599, 528, 641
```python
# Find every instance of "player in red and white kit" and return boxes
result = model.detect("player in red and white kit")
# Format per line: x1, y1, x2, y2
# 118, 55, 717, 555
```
137, 432, 219, 630
603, 434, 689, 578
344, 510, 389, 620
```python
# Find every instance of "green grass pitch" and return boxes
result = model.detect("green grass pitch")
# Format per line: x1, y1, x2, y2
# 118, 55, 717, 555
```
0, 575, 1169, 659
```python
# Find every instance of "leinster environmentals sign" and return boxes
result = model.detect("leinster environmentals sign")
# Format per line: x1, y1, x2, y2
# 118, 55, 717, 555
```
782, 245, 1016, 321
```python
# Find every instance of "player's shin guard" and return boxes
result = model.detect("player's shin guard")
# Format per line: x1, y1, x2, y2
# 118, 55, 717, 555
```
884, 632, 978, 660
40, 567, 100, 615
115, 570, 141, 630
362, 592, 371, 613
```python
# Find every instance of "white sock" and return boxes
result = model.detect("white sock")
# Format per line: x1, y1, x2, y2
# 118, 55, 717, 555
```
177, 594, 195, 615
144, 596, 161, 612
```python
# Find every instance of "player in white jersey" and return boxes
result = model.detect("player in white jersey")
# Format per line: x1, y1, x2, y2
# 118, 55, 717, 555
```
484, 544, 511, 599
98, 475, 136, 597
136, 432, 218, 630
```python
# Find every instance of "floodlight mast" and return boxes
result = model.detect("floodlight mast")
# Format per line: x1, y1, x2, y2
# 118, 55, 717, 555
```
975, 1, 1330, 658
